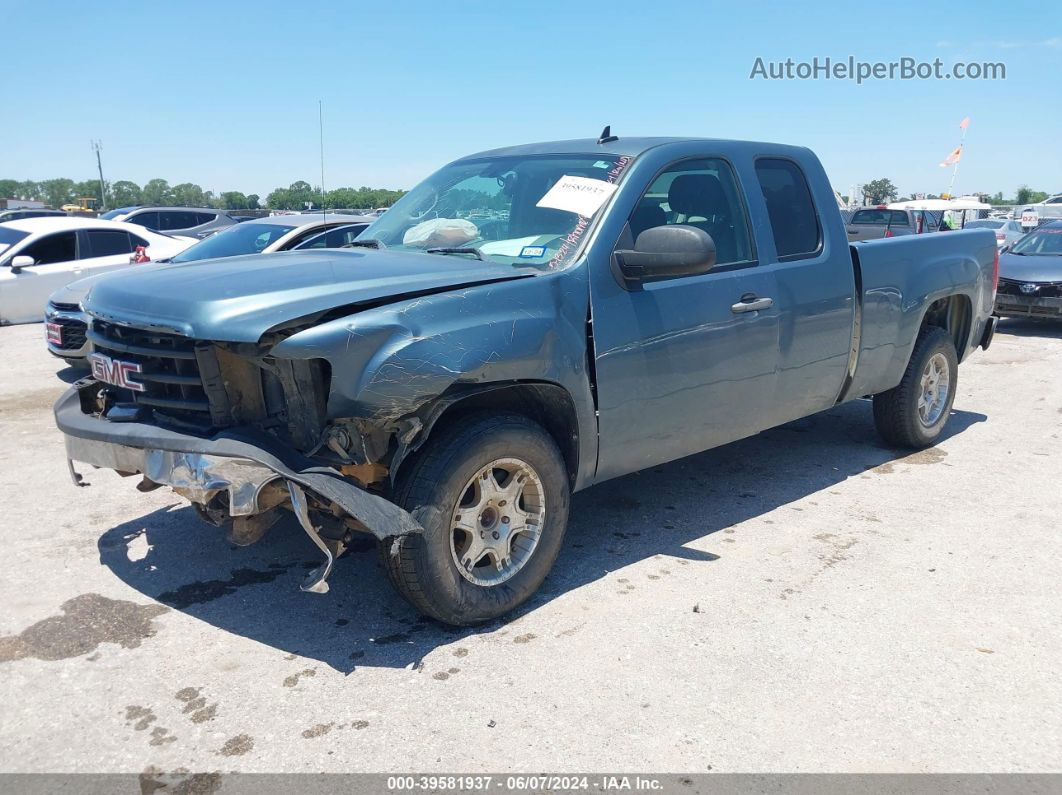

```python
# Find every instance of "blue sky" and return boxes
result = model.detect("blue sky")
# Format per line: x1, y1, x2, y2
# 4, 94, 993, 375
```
2, 0, 1059, 199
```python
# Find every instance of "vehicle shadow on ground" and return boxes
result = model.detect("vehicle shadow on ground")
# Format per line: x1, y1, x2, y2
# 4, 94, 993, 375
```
97, 400, 986, 673
996, 318, 1062, 339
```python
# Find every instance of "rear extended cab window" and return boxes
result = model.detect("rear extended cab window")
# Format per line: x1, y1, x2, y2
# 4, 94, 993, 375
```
754, 158, 822, 260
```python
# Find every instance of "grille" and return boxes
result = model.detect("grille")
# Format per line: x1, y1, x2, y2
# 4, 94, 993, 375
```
997, 278, 1062, 298
50, 300, 82, 312
50, 315, 87, 351
86, 320, 331, 447
87, 320, 214, 427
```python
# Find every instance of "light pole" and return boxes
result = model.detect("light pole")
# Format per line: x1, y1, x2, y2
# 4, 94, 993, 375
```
91, 140, 106, 211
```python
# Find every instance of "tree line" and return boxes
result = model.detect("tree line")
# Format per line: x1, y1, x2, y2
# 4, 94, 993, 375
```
859, 177, 1056, 207
0, 178, 405, 211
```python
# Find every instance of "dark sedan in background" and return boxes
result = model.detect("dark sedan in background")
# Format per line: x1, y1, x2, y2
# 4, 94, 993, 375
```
995, 220, 1062, 320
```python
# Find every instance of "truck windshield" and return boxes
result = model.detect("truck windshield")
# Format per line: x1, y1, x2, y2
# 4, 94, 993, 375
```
359, 153, 633, 268
1010, 227, 1062, 256
170, 222, 297, 263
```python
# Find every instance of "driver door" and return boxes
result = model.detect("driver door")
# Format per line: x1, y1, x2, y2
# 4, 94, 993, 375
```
589, 157, 780, 481
0, 230, 80, 324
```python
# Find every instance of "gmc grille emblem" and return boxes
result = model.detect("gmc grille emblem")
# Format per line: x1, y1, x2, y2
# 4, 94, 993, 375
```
89, 352, 146, 392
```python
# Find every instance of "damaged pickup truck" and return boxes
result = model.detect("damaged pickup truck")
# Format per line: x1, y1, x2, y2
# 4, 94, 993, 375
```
55, 135, 1000, 625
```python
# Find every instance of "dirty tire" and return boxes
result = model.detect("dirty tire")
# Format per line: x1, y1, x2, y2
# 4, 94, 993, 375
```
380, 412, 570, 626
873, 326, 958, 449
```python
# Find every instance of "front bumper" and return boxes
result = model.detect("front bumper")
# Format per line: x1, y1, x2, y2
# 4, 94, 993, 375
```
994, 294, 1062, 319
54, 383, 421, 541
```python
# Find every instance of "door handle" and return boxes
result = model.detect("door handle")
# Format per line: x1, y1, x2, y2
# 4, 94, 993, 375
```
731, 296, 774, 314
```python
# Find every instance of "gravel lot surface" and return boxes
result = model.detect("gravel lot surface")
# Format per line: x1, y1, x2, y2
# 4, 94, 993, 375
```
1, 319, 1059, 774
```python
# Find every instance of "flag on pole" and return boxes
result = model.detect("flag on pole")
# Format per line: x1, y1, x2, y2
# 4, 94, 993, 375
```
959, 117, 970, 130
940, 146, 963, 167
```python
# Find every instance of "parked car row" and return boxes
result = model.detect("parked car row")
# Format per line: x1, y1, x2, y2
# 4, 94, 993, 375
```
0, 208, 69, 223
98, 205, 238, 238
1016, 194, 1062, 229
43, 213, 371, 364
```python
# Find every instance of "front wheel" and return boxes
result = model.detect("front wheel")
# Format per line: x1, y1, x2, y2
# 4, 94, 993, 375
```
380, 412, 570, 625
873, 326, 958, 448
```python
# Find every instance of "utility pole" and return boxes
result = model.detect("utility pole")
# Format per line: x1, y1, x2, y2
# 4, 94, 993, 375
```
91, 140, 106, 211
319, 99, 326, 221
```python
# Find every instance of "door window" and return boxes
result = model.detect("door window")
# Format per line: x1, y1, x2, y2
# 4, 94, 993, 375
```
129, 211, 160, 230
623, 158, 754, 266
158, 211, 197, 230
86, 230, 135, 257
20, 231, 77, 264
755, 158, 822, 260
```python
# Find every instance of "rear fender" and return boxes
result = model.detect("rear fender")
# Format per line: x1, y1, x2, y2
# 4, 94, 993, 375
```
845, 229, 995, 398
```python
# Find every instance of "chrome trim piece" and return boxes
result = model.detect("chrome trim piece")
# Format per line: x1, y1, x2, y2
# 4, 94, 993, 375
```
64, 435, 279, 516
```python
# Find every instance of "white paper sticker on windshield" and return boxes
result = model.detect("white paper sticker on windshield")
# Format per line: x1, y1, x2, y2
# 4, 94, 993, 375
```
536, 175, 619, 218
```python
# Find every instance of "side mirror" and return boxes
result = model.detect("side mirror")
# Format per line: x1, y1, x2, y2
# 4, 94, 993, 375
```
999, 245, 1009, 254
10, 255, 34, 274
614, 224, 717, 286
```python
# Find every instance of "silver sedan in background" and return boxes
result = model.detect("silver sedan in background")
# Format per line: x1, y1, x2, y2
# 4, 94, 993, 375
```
965, 218, 1026, 249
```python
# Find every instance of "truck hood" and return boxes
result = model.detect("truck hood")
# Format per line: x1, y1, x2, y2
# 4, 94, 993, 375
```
82, 249, 531, 342
999, 253, 1062, 283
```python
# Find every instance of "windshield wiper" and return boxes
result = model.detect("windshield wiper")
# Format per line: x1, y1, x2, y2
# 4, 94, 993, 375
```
426, 246, 486, 261
345, 239, 386, 250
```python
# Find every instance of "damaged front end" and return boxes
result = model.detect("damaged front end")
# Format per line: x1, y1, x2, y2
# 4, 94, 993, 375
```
56, 333, 422, 594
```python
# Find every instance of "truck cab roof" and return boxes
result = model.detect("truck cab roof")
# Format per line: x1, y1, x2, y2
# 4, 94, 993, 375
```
460, 136, 811, 161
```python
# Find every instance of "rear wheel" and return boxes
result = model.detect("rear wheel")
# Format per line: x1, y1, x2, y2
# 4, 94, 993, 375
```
380, 412, 570, 625
873, 326, 958, 448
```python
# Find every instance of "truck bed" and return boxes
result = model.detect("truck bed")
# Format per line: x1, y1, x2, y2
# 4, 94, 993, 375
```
844, 228, 998, 400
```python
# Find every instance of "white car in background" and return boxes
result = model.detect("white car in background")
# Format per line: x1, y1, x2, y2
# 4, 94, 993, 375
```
43, 213, 372, 366
0, 217, 194, 325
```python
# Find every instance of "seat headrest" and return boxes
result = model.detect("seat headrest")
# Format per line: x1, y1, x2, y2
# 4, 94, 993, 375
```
668, 174, 729, 218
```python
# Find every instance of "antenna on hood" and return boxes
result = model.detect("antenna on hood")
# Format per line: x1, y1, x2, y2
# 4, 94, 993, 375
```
597, 125, 619, 145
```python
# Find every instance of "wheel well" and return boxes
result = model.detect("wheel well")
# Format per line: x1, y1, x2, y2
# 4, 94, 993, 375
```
921, 294, 972, 360
397, 382, 581, 489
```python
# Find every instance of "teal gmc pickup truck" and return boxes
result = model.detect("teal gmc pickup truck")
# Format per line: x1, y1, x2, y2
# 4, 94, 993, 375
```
55, 134, 999, 625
